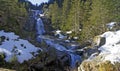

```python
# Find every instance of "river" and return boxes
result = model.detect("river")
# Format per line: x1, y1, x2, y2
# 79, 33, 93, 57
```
34, 10, 81, 68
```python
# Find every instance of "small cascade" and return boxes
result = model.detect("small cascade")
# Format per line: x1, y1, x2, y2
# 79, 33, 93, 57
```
69, 53, 81, 67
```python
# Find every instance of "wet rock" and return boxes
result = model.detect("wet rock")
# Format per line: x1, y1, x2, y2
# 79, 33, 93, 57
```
57, 51, 70, 67
107, 22, 120, 31
0, 36, 6, 42
0, 36, 6, 45
93, 35, 106, 47
75, 49, 84, 56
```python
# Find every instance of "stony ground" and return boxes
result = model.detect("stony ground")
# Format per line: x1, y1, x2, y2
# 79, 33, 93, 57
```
0, 68, 15, 71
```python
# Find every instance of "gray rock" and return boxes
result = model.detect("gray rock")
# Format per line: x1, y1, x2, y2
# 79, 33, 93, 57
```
93, 36, 106, 47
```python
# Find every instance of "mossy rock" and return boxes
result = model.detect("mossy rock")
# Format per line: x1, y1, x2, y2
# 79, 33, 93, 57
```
98, 61, 115, 71
79, 60, 99, 71
79, 60, 120, 71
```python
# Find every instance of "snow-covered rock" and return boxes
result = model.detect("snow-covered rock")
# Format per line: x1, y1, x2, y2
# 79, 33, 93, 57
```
39, 14, 44, 17
86, 30, 120, 64
56, 30, 61, 33
66, 31, 72, 34
99, 30, 120, 64
0, 30, 42, 63
78, 30, 120, 71
55, 30, 67, 39
73, 37, 79, 40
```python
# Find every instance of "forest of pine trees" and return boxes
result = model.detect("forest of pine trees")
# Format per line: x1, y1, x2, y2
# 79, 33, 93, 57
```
0, 0, 27, 35
47, 0, 120, 43
1, 0, 120, 42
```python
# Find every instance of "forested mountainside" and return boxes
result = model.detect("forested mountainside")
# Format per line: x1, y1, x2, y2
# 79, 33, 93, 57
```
47, 0, 120, 43
0, 0, 28, 38
0, 0, 120, 71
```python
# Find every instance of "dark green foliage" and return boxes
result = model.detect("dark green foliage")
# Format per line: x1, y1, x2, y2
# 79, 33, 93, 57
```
47, 0, 120, 42
0, 53, 5, 66
47, 1, 62, 29
0, 0, 27, 36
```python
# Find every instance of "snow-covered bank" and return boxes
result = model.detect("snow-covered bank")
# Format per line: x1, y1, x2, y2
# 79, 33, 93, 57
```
79, 30, 120, 71
87, 30, 120, 64
98, 30, 120, 64
0, 30, 41, 63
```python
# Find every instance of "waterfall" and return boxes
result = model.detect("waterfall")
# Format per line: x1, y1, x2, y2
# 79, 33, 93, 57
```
34, 10, 81, 68
36, 18, 45, 35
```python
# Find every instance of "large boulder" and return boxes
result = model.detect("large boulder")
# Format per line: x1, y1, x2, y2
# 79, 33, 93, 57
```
78, 60, 120, 71
78, 54, 120, 71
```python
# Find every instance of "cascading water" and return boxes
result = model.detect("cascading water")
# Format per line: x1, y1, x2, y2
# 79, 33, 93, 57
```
36, 18, 45, 35
34, 10, 81, 68
34, 10, 45, 35
70, 53, 81, 67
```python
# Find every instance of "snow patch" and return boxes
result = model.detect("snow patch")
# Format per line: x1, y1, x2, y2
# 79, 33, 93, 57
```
73, 37, 79, 40
66, 31, 72, 34
55, 30, 67, 39
0, 30, 41, 63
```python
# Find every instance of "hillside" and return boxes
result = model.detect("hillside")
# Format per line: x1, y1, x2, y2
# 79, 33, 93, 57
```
0, 0, 120, 71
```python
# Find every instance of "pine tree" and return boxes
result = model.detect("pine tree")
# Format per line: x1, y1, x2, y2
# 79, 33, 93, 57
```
0, 0, 27, 34
60, 0, 71, 31
48, 1, 61, 29
86, 0, 108, 37
66, 0, 81, 34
